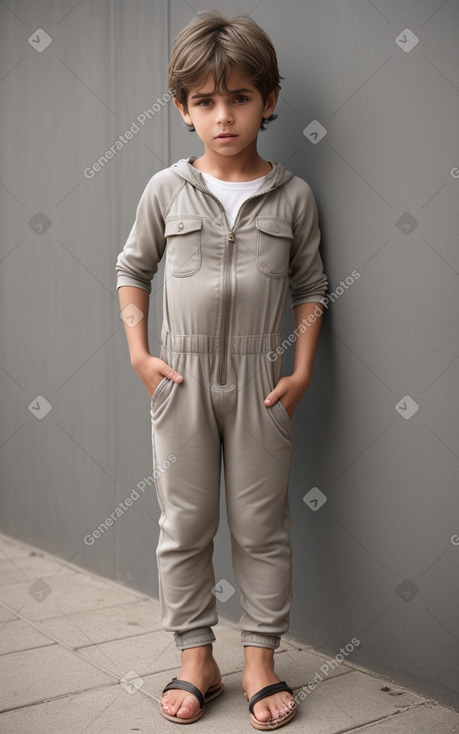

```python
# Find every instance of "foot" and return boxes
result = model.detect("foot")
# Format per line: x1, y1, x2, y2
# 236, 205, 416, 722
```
160, 644, 221, 720
242, 647, 295, 726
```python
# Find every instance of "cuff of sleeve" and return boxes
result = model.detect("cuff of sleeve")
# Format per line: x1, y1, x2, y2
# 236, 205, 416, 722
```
116, 276, 151, 294
290, 294, 328, 309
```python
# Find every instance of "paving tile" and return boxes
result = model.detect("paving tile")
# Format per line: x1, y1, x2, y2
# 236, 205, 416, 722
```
38, 598, 162, 647
267, 647, 353, 690
0, 645, 114, 711
289, 669, 426, 733
0, 680, 156, 734
0, 619, 55, 655
0, 555, 77, 585
0, 535, 38, 560
352, 702, 459, 732
0, 571, 142, 620
0, 532, 457, 734
141, 667, 424, 732
0, 606, 17, 623
79, 628, 181, 677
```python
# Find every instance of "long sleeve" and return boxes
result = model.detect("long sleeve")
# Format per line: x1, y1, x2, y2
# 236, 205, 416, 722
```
286, 178, 328, 308
115, 170, 180, 294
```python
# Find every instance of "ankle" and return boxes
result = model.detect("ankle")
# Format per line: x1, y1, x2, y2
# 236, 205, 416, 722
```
243, 646, 275, 669
180, 644, 214, 662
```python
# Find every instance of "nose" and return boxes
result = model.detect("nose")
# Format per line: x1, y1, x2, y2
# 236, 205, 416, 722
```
215, 102, 233, 125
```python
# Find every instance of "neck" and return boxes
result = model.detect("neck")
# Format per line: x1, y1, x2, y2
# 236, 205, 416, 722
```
192, 145, 271, 182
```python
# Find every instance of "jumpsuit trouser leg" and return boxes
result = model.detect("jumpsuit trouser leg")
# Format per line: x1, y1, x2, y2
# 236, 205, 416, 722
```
150, 333, 293, 651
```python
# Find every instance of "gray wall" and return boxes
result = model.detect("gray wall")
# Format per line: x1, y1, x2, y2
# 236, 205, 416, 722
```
1, 0, 458, 710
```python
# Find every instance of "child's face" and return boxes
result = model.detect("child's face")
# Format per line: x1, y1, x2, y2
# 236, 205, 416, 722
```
174, 69, 278, 160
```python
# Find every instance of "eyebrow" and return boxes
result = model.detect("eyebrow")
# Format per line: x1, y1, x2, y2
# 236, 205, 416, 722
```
190, 88, 254, 99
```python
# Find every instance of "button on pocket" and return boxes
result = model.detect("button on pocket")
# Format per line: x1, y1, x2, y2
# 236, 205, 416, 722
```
256, 217, 293, 278
165, 217, 203, 277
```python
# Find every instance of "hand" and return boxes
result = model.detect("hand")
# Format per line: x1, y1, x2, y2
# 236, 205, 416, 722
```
264, 374, 312, 417
132, 355, 183, 399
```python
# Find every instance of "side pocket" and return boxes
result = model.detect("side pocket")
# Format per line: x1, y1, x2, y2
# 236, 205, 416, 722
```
164, 216, 203, 277
150, 376, 174, 415
261, 356, 292, 441
256, 217, 293, 278
268, 395, 292, 441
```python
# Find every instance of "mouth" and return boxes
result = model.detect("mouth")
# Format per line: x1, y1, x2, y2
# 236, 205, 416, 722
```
216, 133, 238, 139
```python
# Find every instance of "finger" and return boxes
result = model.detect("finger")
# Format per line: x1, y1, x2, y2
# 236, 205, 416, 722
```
264, 390, 279, 406
162, 365, 184, 383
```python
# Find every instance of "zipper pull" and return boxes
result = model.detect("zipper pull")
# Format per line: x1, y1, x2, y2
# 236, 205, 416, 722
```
228, 231, 234, 242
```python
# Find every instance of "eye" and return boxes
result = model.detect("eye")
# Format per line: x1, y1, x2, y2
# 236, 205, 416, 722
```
234, 95, 249, 104
197, 99, 212, 107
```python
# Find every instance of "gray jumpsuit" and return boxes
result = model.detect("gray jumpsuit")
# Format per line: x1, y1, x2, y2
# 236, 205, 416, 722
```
115, 157, 328, 650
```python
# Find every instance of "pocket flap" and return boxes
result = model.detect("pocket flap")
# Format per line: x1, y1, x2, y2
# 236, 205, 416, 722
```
256, 218, 293, 238
165, 218, 203, 237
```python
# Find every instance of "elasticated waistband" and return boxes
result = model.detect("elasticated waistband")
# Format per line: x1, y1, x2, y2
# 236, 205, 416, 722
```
161, 329, 282, 355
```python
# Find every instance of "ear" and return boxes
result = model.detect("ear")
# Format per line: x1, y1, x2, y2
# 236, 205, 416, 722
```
174, 97, 193, 126
262, 86, 280, 120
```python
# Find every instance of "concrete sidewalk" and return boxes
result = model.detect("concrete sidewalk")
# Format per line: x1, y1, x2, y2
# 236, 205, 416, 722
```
0, 531, 458, 733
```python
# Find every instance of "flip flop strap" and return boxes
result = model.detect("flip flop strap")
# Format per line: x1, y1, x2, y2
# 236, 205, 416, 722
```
248, 681, 293, 714
162, 678, 205, 709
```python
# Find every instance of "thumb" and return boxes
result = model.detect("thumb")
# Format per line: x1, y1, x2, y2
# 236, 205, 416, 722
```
264, 388, 279, 407
162, 365, 183, 384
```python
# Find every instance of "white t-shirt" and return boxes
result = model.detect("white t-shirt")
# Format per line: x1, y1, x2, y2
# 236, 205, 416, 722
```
201, 171, 267, 228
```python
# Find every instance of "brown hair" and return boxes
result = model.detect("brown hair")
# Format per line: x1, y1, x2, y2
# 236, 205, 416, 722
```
168, 10, 282, 129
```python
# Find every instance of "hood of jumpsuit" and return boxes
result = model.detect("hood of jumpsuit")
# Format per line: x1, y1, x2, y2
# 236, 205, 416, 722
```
169, 156, 295, 192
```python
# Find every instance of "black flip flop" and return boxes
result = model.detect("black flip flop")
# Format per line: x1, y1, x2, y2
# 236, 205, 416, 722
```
160, 677, 224, 724
248, 681, 296, 730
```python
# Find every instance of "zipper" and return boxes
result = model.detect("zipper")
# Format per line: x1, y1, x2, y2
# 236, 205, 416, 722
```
190, 178, 276, 386
218, 229, 234, 385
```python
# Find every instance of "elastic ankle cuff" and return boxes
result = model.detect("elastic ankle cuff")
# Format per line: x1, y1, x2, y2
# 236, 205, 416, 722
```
174, 628, 216, 650
241, 633, 281, 650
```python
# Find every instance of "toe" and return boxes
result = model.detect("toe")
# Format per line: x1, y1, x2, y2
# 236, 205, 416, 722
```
253, 701, 272, 722
281, 694, 295, 712
160, 693, 174, 714
162, 699, 179, 716
269, 704, 281, 721
176, 694, 200, 719
265, 694, 295, 723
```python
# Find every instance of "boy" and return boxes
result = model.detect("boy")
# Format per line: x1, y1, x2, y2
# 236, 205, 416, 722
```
116, 11, 327, 730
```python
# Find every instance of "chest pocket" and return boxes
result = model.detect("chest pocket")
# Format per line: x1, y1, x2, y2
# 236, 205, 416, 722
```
256, 217, 293, 278
165, 216, 203, 277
